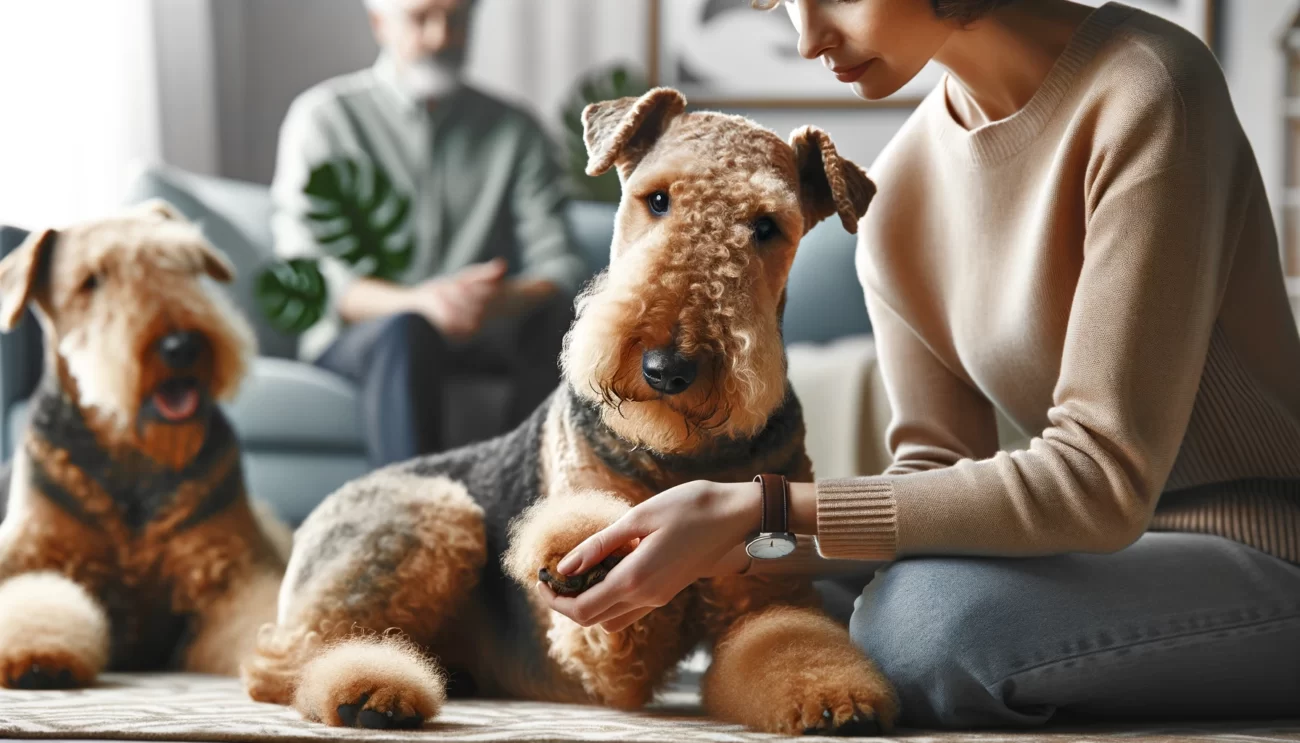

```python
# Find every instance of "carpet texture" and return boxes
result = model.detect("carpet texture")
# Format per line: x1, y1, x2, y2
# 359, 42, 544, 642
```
1, 674, 1298, 743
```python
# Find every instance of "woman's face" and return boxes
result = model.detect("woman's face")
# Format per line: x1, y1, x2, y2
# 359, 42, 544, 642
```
782, 0, 954, 100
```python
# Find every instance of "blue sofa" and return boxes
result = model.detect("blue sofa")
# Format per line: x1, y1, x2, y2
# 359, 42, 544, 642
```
0, 164, 869, 525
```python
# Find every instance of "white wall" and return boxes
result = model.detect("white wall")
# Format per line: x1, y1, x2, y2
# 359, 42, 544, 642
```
152, 0, 221, 175
210, 0, 379, 183
193, 0, 1294, 219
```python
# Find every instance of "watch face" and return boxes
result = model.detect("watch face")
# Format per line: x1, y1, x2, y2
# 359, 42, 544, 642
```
746, 534, 797, 559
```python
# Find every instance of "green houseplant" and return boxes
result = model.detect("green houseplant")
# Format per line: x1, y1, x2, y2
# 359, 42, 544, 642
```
256, 157, 414, 334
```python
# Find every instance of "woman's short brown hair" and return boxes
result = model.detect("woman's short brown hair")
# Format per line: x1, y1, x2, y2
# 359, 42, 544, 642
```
751, 0, 1015, 25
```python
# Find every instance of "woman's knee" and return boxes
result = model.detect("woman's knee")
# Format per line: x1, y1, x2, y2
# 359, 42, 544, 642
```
851, 558, 1014, 654
849, 558, 1039, 727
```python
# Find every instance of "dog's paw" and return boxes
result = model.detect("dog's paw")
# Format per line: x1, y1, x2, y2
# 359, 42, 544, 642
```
703, 607, 898, 737
2, 653, 87, 690
792, 695, 884, 736
775, 660, 896, 737
334, 690, 425, 730
538, 554, 623, 596
0, 573, 109, 690
502, 490, 630, 590
293, 635, 445, 729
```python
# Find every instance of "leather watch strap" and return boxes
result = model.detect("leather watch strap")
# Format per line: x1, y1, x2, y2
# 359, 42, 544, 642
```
753, 474, 789, 534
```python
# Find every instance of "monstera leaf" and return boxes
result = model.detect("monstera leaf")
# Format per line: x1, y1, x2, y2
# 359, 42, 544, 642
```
561, 65, 650, 203
256, 258, 327, 334
255, 157, 414, 334
303, 158, 414, 279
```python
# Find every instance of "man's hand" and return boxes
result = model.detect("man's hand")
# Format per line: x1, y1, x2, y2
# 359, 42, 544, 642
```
412, 259, 507, 340
336, 258, 560, 340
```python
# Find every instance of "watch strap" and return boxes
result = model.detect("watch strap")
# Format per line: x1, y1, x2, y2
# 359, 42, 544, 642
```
753, 474, 790, 534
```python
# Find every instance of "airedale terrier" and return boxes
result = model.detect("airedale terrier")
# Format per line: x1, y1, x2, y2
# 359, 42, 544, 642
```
243, 88, 896, 736
0, 202, 288, 689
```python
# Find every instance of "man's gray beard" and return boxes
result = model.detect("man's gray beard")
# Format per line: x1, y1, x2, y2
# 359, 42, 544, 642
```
398, 56, 464, 100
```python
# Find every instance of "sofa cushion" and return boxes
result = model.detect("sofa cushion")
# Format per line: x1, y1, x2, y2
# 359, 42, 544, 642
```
784, 219, 872, 345
243, 450, 370, 526
6, 399, 27, 461
564, 200, 616, 281
225, 358, 364, 451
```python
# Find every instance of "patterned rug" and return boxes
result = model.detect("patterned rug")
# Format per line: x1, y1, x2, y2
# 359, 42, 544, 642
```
1, 674, 1298, 743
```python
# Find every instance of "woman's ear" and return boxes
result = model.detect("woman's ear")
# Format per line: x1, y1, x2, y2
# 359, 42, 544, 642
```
582, 88, 688, 177
789, 126, 876, 234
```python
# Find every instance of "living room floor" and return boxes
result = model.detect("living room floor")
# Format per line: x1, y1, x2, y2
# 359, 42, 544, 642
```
3, 673, 1298, 743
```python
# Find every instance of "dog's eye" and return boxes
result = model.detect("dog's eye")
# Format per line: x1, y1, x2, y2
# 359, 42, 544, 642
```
79, 274, 99, 293
647, 191, 670, 217
752, 216, 781, 243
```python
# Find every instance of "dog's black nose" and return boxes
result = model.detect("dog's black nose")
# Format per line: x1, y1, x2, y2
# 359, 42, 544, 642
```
642, 347, 697, 395
157, 331, 204, 369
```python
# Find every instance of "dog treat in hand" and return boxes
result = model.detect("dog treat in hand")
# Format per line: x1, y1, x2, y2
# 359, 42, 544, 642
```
538, 555, 624, 596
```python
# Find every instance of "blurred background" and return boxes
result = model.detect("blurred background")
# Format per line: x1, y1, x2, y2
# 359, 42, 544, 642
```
0, 1, 1290, 235
0, 0, 1297, 525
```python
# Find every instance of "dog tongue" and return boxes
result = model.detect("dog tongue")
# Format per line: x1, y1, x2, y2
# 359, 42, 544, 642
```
153, 384, 199, 422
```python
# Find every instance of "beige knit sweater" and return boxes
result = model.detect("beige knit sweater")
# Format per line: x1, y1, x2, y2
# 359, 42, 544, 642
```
815, 3, 1300, 564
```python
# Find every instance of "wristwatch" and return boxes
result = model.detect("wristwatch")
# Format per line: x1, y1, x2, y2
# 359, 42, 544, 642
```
745, 474, 798, 559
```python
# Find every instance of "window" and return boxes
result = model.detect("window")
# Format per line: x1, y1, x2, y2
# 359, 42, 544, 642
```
0, 1, 160, 230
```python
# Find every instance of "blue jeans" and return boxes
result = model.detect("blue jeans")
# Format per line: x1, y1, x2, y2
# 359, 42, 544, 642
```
846, 532, 1300, 728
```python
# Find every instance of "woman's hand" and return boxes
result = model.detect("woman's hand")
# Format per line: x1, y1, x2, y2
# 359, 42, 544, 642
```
537, 480, 761, 633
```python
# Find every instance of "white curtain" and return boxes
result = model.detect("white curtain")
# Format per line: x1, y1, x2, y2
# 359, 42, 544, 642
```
0, 0, 161, 230
467, 0, 648, 132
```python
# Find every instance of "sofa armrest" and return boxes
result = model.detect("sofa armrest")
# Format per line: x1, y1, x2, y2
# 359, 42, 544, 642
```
787, 337, 892, 479
0, 227, 44, 459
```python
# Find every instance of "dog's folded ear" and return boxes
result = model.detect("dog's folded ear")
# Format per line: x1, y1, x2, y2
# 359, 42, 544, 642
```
134, 199, 187, 222
789, 126, 876, 235
0, 228, 58, 331
582, 88, 687, 177
197, 243, 236, 284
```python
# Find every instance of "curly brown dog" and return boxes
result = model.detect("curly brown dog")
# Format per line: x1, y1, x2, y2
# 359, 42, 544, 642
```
0, 202, 287, 688
243, 88, 897, 736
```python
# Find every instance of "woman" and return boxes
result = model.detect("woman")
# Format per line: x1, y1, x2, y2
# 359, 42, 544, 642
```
542, 0, 1300, 728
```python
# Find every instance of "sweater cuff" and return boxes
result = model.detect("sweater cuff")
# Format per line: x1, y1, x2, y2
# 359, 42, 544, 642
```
815, 478, 899, 560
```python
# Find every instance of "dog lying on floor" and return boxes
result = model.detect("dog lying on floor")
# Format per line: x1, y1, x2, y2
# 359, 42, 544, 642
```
0, 202, 287, 688
243, 88, 898, 736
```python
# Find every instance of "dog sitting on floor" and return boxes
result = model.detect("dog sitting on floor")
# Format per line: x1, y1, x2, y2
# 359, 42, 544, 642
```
0, 202, 287, 688
243, 87, 898, 736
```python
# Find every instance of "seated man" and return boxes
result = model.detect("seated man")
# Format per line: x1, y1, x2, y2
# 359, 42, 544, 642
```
272, 0, 586, 467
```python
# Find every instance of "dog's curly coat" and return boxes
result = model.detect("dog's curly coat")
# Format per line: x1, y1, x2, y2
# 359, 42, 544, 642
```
0, 203, 287, 688
243, 89, 897, 736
